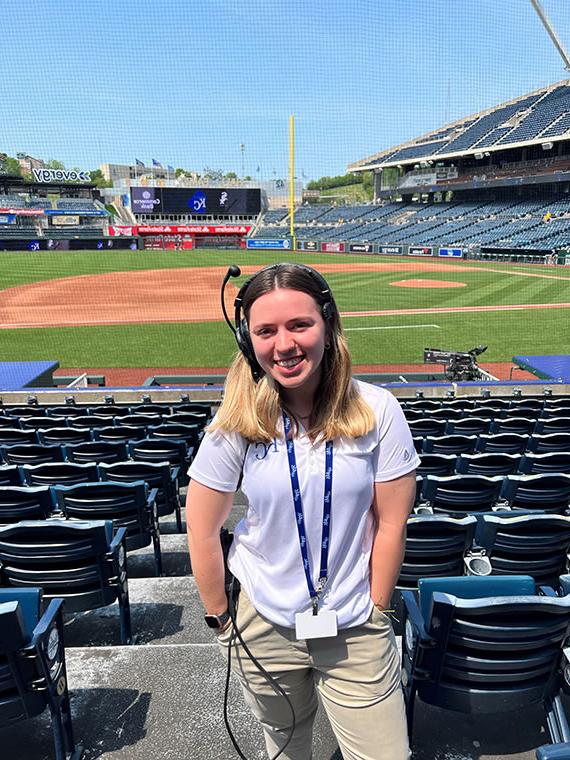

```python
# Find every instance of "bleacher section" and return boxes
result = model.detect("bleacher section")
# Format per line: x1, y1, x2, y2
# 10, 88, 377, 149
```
2, 391, 570, 757
257, 197, 570, 250
350, 81, 570, 171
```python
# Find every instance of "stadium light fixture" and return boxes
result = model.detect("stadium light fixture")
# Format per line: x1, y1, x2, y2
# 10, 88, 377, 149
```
542, 142, 554, 150
474, 153, 484, 160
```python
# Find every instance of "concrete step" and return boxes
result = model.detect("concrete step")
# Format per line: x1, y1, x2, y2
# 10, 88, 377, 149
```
127, 534, 191, 578
0, 637, 558, 760
63, 576, 205, 647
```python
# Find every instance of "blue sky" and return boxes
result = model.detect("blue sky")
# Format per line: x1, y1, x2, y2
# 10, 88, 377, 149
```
1, 0, 570, 181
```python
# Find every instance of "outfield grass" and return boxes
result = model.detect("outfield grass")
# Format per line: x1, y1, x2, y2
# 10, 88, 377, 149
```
0, 250, 568, 367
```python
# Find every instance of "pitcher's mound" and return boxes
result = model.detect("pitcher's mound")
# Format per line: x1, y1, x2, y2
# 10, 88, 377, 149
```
391, 279, 467, 288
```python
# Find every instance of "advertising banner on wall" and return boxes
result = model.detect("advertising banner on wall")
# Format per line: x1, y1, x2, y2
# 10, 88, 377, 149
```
438, 247, 463, 257
379, 245, 404, 255
247, 239, 292, 250
32, 168, 92, 183
138, 224, 251, 235
50, 215, 80, 226
321, 241, 345, 252
299, 240, 319, 251
0, 208, 44, 216
0, 214, 16, 225
348, 243, 373, 253
409, 246, 433, 256
109, 225, 138, 237
44, 209, 106, 216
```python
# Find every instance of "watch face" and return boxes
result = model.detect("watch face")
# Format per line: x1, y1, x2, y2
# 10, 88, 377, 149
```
204, 611, 230, 629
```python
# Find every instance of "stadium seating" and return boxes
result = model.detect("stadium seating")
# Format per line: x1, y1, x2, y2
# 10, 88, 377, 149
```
401, 575, 570, 750
475, 514, 570, 583
52, 481, 163, 575
0, 588, 82, 759
0, 485, 53, 524
0, 520, 132, 645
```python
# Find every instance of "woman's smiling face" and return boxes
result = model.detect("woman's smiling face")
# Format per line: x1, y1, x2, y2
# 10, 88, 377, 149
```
248, 287, 327, 399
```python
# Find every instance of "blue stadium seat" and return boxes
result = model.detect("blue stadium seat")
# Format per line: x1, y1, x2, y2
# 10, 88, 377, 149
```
401, 575, 570, 750
0, 520, 131, 644
0, 588, 82, 759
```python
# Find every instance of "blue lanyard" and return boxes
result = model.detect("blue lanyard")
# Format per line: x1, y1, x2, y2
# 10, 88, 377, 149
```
283, 412, 333, 614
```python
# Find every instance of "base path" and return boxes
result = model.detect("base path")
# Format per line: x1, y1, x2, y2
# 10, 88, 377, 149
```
1, 263, 569, 329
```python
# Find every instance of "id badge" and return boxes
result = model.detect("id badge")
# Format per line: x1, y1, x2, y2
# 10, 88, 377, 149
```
295, 608, 338, 639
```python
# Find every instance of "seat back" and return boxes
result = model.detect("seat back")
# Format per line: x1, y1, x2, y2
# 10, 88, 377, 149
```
52, 481, 151, 546
20, 461, 99, 487
0, 443, 65, 465
414, 576, 570, 715
519, 453, 570, 475
422, 474, 503, 514
416, 454, 457, 477
0, 486, 53, 525
38, 427, 92, 445
528, 433, 570, 453
0, 519, 118, 612
65, 440, 129, 463
99, 460, 175, 515
94, 425, 146, 443
0, 429, 39, 446
423, 435, 478, 455
398, 515, 477, 590
476, 514, 570, 584
0, 465, 23, 487
476, 433, 529, 454
128, 437, 190, 473
535, 417, 570, 436
456, 452, 521, 476
500, 474, 570, 514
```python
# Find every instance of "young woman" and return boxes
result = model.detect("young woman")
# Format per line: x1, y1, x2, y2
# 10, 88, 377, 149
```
186, 263, 419, 760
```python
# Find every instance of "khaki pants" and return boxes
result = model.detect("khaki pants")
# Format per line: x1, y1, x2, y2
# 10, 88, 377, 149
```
216, 591, 410, 760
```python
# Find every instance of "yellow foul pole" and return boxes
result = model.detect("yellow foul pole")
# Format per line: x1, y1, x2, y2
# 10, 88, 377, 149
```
289, 115, 296, 251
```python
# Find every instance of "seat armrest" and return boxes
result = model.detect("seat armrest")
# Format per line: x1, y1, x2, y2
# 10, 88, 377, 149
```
401, 590, 430, 642
109, 527, 128, 553
540, 585, 558, 597
30, 598, 64, 644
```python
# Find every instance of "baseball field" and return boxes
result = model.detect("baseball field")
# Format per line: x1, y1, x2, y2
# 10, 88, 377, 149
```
0, 249, 568, 381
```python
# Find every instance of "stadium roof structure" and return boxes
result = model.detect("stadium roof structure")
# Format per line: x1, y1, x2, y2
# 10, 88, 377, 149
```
348, 79, 570, 173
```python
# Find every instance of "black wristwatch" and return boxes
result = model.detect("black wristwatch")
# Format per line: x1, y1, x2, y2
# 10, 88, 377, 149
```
204, 609, 231, 630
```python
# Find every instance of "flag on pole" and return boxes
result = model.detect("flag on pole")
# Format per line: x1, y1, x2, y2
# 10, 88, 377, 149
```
167, 165, 175, 172
135, 158, 145, 167
152, 159, 163, 168
256, 165, 260, 173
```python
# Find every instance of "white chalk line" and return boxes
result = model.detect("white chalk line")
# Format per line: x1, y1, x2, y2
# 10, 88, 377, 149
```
345, 324, 441, 331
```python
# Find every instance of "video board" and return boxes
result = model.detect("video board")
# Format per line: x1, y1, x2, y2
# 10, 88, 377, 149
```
130, 187, 261, 215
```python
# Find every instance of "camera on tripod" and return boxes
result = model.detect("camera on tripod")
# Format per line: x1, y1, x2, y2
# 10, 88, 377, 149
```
423, 345, 488, 382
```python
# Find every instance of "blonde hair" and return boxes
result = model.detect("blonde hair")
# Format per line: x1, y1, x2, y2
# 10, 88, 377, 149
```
210, 264, 375, 442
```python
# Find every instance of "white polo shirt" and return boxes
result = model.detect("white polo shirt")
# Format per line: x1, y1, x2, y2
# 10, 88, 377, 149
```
188, 380, 420, 628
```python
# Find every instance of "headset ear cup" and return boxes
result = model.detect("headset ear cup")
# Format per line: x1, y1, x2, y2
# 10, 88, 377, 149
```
236, 319, 262, 379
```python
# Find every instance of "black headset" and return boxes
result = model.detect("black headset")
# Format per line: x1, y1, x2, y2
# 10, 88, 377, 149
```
221, 263, 335, 381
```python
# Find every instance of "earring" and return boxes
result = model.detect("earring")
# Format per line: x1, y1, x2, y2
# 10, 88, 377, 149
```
324, 341, 331, 350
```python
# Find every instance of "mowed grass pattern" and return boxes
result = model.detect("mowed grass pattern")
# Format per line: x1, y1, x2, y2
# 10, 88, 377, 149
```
0, 250, 568, 367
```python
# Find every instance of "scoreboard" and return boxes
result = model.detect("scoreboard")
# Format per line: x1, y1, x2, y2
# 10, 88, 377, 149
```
131, 187, 261, 216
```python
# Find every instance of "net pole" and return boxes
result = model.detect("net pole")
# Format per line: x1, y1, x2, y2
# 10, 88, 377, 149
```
289, 115, 296, 250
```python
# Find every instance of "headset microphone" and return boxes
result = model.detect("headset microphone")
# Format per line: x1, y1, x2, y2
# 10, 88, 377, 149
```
220, 265, 241, 337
